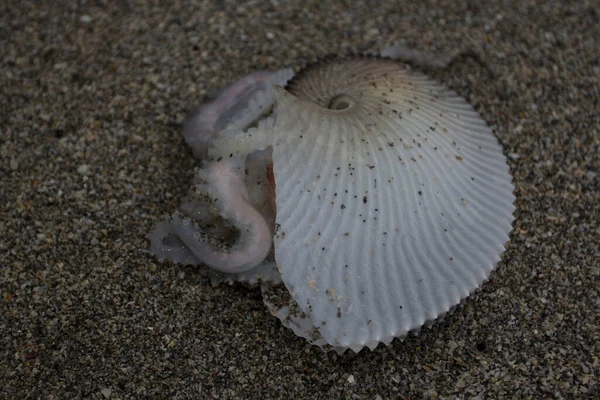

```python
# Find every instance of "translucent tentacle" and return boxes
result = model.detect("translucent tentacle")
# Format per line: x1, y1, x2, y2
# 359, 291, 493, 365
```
147, 216, 197, 265
182, 69, 294, 159
148, 157, 273, 273
379, 43, 455, 68
207, 116, 276, 161
379, 42, 497, 75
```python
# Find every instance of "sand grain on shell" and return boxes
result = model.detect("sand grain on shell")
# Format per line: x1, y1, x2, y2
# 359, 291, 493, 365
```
1, 1, 598, 398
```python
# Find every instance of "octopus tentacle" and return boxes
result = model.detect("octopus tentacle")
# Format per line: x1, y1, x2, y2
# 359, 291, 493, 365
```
380, 43, 497, 75
207, 116, 276, 161
149, 70, 293, 274
149, 157, 273, 273
182, 69, 294, 159
379, 43, 456, 68
147, 216, 197, 265
176, 157, 273, 273
178, 173, 236, 239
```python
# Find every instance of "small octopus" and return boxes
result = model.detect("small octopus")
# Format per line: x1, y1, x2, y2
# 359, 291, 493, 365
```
147, 43, 514, 352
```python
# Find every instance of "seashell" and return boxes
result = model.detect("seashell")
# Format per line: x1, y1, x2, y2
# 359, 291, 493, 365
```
149, 54, 515, 352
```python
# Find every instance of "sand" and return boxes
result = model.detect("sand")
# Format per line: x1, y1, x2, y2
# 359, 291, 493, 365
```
1, 0, 598, 398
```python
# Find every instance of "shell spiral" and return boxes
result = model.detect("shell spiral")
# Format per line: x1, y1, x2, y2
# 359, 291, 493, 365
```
265, 57, 515, 352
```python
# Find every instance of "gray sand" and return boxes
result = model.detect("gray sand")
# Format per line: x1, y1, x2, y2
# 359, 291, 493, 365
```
1, 1, 598, 398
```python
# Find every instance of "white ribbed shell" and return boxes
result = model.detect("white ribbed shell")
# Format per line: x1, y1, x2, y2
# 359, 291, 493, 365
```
265, 58, 515, 351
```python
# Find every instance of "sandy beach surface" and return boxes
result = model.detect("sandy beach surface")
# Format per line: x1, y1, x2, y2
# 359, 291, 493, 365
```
1, 1, 598, 398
